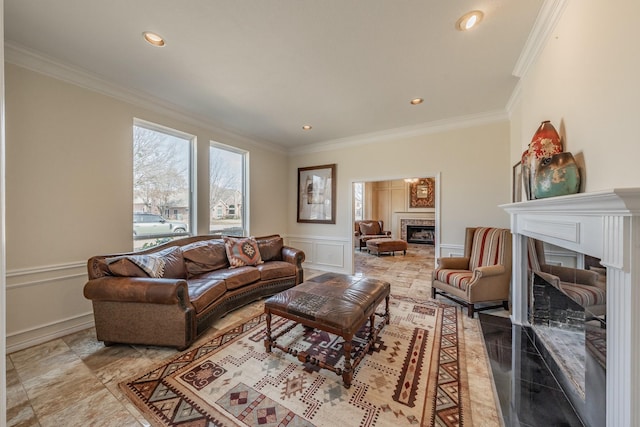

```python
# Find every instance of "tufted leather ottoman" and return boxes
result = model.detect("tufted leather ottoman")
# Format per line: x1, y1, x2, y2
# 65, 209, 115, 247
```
366, 238, 408, 256
264, 272, 390, 388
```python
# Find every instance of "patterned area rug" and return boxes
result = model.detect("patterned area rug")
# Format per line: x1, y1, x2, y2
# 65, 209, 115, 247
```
120, 296, 471, 426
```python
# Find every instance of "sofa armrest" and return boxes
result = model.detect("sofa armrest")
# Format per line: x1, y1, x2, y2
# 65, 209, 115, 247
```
437, 257, 470, 270
282, 246, 305, 267
84, 277, 191, 306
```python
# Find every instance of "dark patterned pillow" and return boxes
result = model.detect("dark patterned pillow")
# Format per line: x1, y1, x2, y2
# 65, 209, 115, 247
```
223, 236, 264, 268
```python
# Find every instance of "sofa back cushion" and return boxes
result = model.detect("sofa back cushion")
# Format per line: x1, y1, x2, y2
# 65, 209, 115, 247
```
181, 239, 229, 277
256, 235, 284, 262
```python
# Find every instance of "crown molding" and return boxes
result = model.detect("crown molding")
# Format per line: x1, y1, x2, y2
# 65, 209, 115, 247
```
4, 42, 287, 155
512, 0, 569, 79
505, 80, 522, 118
288, 109, 509, 156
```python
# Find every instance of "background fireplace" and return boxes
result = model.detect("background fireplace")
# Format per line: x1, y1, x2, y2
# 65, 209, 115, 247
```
406, 224, 435, 244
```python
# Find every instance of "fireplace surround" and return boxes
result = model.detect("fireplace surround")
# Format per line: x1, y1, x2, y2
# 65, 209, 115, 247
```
502, 189, 640, 426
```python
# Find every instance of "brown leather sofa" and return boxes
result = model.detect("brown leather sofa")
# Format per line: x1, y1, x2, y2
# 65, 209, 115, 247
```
84, 234, 304, 350
354, 220, 391, 250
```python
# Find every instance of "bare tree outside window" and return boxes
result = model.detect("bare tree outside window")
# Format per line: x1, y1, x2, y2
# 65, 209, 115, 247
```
133, 122, 193, 250
210, 144, 246, 236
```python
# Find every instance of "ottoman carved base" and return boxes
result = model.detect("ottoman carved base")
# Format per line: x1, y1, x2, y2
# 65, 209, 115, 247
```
263, 273, 390, 388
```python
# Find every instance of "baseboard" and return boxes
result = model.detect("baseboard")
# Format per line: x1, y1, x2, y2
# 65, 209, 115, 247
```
6, 313, 95, 354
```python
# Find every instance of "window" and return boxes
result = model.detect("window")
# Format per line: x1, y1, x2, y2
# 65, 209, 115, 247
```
210, 143, 246, 236
353, 182, 364, 221
133, 120, 195, 250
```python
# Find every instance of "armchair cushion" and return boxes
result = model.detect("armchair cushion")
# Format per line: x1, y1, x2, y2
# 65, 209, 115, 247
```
434, 269, 474, 291
359, 221, 381, 236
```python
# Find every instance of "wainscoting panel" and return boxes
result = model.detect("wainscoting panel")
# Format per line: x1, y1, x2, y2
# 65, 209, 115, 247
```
286, 235, 351, 274
6, 261, 93, 353
439, 244, 464, 258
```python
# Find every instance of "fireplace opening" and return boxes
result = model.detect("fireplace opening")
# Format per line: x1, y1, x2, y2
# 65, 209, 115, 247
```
406, 225, 434, 245
529, 264, 607, 427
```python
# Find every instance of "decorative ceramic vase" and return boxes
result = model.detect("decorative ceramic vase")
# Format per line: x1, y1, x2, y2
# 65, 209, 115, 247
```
526, 120, 563, 199
533, 152, 580, 199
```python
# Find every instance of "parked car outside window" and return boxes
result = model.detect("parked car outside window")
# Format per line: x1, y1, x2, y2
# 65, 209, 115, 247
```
133, 213, 188, 237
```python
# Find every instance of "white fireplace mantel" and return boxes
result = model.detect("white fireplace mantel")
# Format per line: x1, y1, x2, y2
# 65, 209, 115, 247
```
501, 188, 640, 427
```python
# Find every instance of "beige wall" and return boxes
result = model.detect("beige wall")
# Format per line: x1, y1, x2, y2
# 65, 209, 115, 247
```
512, 1, 640, 189
4, 63, 290, 350
288, 121, 512, 272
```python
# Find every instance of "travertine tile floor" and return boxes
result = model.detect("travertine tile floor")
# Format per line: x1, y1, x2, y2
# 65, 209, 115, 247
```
6, 244, 503, 426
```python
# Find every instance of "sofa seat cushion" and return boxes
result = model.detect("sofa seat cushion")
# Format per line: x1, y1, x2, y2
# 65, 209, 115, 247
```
200, 266, 261, 290
255, 261, 296, 281
187, 278, 227, 313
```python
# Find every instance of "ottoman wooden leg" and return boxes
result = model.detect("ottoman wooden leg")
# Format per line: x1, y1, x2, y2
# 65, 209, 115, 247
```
264, 311, 273, 352
342, 339, 353, 388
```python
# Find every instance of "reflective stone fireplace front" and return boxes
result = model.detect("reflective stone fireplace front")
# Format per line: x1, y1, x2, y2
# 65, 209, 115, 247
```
502, 188, 640, 426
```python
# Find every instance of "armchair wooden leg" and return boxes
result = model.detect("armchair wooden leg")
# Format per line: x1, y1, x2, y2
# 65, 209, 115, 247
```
502, 300, 509, 310
431, 287, 436, 299
467, 303, 475, 318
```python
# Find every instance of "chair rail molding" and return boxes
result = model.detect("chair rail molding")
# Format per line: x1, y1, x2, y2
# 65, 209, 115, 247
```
501, 188, 640, 427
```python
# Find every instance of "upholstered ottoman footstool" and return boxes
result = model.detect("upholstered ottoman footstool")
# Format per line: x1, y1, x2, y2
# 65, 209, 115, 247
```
264, 273, 390, 388
366, 238, 408, 256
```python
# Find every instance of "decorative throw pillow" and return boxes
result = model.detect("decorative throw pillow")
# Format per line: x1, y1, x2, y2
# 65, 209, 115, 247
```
359, 221, 380, 235
223, 236, 264, 268
105, 254, 166, 278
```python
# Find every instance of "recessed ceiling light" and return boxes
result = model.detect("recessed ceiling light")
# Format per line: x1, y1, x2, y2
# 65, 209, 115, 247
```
456, 10, 484, 31
143, 31, 166, 47
302, 125, 312, 131
410, 98, 424, 105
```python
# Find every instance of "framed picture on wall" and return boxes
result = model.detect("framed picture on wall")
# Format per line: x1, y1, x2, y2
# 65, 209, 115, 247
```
297, 164, 336, 223
408, 177, 435, 210
512, 161, 523, 202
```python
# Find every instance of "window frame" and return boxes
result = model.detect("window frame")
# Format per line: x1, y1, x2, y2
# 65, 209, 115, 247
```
209, 141, 248, 236
133, 118, 196, 249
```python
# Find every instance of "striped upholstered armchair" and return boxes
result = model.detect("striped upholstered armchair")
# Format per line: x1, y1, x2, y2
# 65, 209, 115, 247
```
432, 227, 512, 317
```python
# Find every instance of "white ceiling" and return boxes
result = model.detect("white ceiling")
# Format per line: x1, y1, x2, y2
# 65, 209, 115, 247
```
4, 0, 544, 150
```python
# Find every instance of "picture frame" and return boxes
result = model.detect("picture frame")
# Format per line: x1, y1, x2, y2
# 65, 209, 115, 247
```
408, 177, 435, 210
297, 164, 336, 224
512, 161, 523, 202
